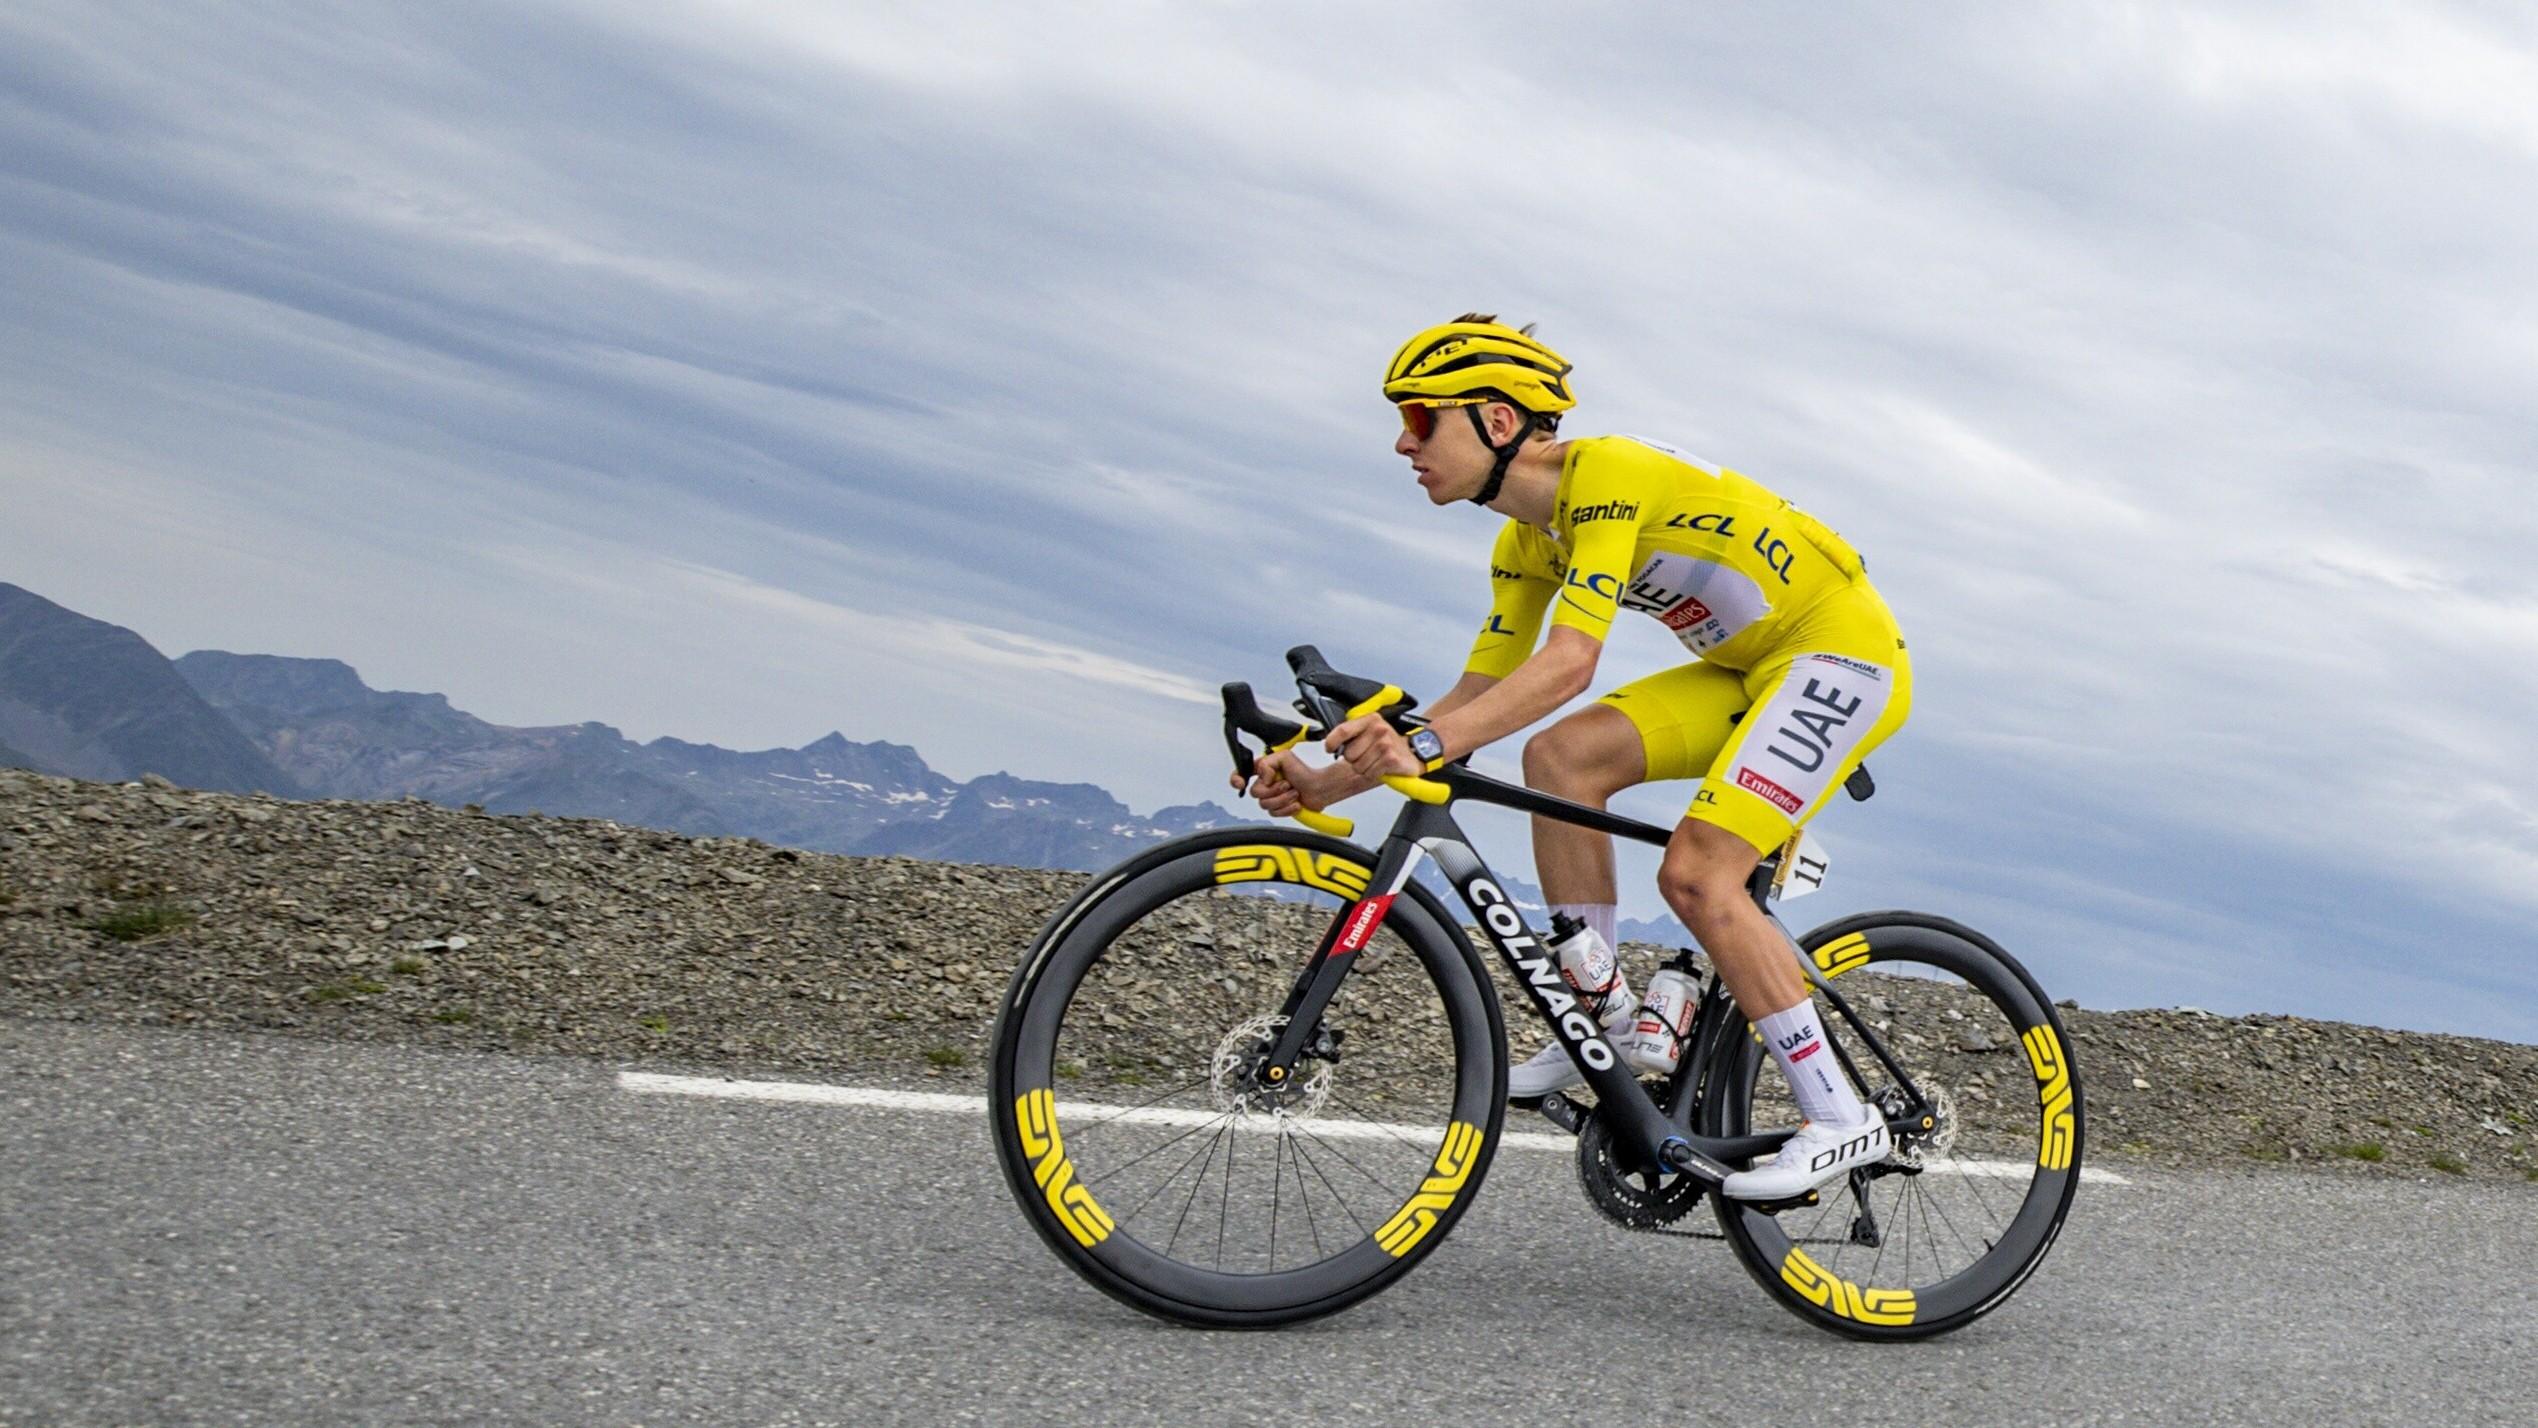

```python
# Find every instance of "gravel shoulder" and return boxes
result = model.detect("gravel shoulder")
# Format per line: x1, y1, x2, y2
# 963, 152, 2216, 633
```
4, 767, 2533, 1182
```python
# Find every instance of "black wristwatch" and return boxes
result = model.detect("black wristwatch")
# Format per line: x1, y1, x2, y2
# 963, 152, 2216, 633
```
1407, 727, 1448, 770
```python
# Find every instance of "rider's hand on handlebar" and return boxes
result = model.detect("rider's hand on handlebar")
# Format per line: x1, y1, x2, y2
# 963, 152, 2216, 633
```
1231, 749, 1326, 818
1326, 713, 1422, 782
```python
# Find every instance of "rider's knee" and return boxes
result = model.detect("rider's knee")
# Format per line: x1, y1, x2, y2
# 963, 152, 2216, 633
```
1522, 727, 1611, 799
1657, 856, 1746, 931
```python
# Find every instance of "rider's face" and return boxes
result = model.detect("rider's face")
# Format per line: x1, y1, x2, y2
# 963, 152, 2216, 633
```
1395, 401, 1499, 505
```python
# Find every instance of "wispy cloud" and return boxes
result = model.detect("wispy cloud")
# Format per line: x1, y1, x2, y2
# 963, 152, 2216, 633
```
4, 0, 2534, 1037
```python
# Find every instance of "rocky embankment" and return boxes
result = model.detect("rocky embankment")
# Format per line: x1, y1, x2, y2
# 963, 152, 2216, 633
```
3, 767, 2532, 1181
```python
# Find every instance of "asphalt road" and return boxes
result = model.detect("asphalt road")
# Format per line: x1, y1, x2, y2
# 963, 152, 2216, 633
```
4, 1019, 2532, 1427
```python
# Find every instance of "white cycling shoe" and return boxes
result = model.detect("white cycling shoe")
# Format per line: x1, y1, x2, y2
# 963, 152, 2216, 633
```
1720, 1115, 1892, 1201
1506, 998, 1639, 1100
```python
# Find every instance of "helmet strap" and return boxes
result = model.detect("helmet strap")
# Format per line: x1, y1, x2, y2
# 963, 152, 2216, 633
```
1465, 402, 1540, 508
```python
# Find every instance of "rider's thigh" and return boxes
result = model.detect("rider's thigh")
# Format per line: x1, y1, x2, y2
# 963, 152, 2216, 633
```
1590, 660, 1751, 784
1687, 604, 1911, 856
1521, 701, 1650, 796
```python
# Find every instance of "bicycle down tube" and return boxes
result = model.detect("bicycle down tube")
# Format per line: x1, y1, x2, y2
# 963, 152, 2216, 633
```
1252, 787, 1783, 1184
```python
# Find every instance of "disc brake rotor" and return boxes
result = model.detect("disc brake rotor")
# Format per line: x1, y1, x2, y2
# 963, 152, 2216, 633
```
1209, 1013, 1334, 1118
1890, 1083, 1960, 1168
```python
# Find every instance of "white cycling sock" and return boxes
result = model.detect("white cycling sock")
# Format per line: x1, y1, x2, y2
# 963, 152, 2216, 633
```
1757, 1000, 1868, 1126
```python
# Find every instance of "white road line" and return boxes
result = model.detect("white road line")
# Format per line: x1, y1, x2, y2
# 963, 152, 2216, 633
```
618, 1071, 2130, 1185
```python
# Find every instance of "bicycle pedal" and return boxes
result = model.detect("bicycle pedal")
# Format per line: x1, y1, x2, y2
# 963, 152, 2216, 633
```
1744, 1189, 1821, 1215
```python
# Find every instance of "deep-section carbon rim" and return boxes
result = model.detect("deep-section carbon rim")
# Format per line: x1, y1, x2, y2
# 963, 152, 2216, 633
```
1702, 912, 2085, 1340
990, 828, 1506, 1327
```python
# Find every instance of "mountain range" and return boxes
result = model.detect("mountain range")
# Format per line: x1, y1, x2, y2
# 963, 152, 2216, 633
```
0, 581, 1684, 939
1, 582, 1237, 871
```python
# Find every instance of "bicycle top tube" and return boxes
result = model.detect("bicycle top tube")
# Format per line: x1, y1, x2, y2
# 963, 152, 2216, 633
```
1223, 646, 1674, 848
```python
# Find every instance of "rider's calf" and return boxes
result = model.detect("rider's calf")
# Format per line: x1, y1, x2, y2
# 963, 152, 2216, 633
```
1660, 825, 1807, 1018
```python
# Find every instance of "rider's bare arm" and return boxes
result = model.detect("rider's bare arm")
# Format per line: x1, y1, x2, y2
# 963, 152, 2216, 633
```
1424, 626, 1600, 763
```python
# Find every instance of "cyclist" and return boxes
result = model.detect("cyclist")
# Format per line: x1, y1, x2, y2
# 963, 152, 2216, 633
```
1236, 316, 1910, 1201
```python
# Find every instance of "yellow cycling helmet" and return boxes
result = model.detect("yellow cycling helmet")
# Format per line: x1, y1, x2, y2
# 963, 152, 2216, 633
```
1382, 319, 1576, 415
1383, 317, 1576, 506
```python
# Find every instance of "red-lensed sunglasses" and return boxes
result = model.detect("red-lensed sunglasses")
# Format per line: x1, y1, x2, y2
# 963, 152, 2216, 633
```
1398, 401, 1475, 441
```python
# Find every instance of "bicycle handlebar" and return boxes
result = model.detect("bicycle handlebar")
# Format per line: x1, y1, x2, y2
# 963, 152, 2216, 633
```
1220, 648, 1456, 838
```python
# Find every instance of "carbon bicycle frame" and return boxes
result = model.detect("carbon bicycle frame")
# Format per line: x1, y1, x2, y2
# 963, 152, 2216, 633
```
1252, 760, 1838, 1183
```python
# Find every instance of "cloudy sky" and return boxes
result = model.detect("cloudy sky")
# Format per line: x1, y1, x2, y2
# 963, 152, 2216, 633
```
5, 2, 2534, 1040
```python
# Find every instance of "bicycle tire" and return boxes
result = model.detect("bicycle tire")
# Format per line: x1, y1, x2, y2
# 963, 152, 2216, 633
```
1700, 911, 2085, 1340
989, 826, 1508, 1327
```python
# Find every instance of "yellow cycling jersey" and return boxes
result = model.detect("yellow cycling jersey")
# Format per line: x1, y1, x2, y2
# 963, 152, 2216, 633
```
1464, 435, 1872, 678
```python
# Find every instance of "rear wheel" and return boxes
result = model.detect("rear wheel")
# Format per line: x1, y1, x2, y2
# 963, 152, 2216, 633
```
1703, 913, 2084, 1340
990, 828, 1506, 1326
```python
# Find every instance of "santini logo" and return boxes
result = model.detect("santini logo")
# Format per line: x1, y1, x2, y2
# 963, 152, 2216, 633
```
1568, 499, 1639, 524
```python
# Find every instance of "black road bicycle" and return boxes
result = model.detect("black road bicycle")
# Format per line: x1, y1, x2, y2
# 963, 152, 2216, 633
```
990, 646, 2083, 1339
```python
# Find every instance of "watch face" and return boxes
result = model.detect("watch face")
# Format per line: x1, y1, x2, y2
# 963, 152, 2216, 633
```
1411, 729, 1445, 763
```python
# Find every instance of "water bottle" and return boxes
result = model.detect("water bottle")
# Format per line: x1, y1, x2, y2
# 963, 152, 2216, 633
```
1545, 912, 1628, 1018
1624, 966, 1699, 1074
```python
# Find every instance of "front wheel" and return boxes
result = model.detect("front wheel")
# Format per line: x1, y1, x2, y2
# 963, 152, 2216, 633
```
989, 827, 1508, 1327
1703, 912, 2085, 1340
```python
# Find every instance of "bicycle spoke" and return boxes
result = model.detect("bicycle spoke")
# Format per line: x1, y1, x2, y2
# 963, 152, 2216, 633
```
1163, 1123, 1233, 1256
1322, 1089, 1445, 1159
1268, 1125, 1286, 1267
1065, 1074, 1216, 1137
1288, 1126, 1326, 1258
1915, 1174, 1986, 1267
1286, 1129, 1376, 1238
1866, 1182, 1893, 1285
1079, 1107, 1235, 1188
1117, 1112, 1234, 1222
1912, 1179, 1956, 1280
1936, 1143, 2010, 1223
1217, 1111, 1237, 1270
1291, 1119, 1412, 1195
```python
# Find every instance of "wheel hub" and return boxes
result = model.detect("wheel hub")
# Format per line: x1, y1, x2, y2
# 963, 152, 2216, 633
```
1209, 1013, 1334, 1118
1888, 1083, 1959, 1168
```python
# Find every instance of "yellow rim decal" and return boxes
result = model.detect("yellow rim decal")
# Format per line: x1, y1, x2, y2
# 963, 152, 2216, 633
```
1780, 1248, 1916, 1326
1374, 1121, 1485, 1258
1015, 1090, 1115, 1247
1212, 845, 1371, 900
2022, 1024, 2076, 1171
1811, 932, 1871, 979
